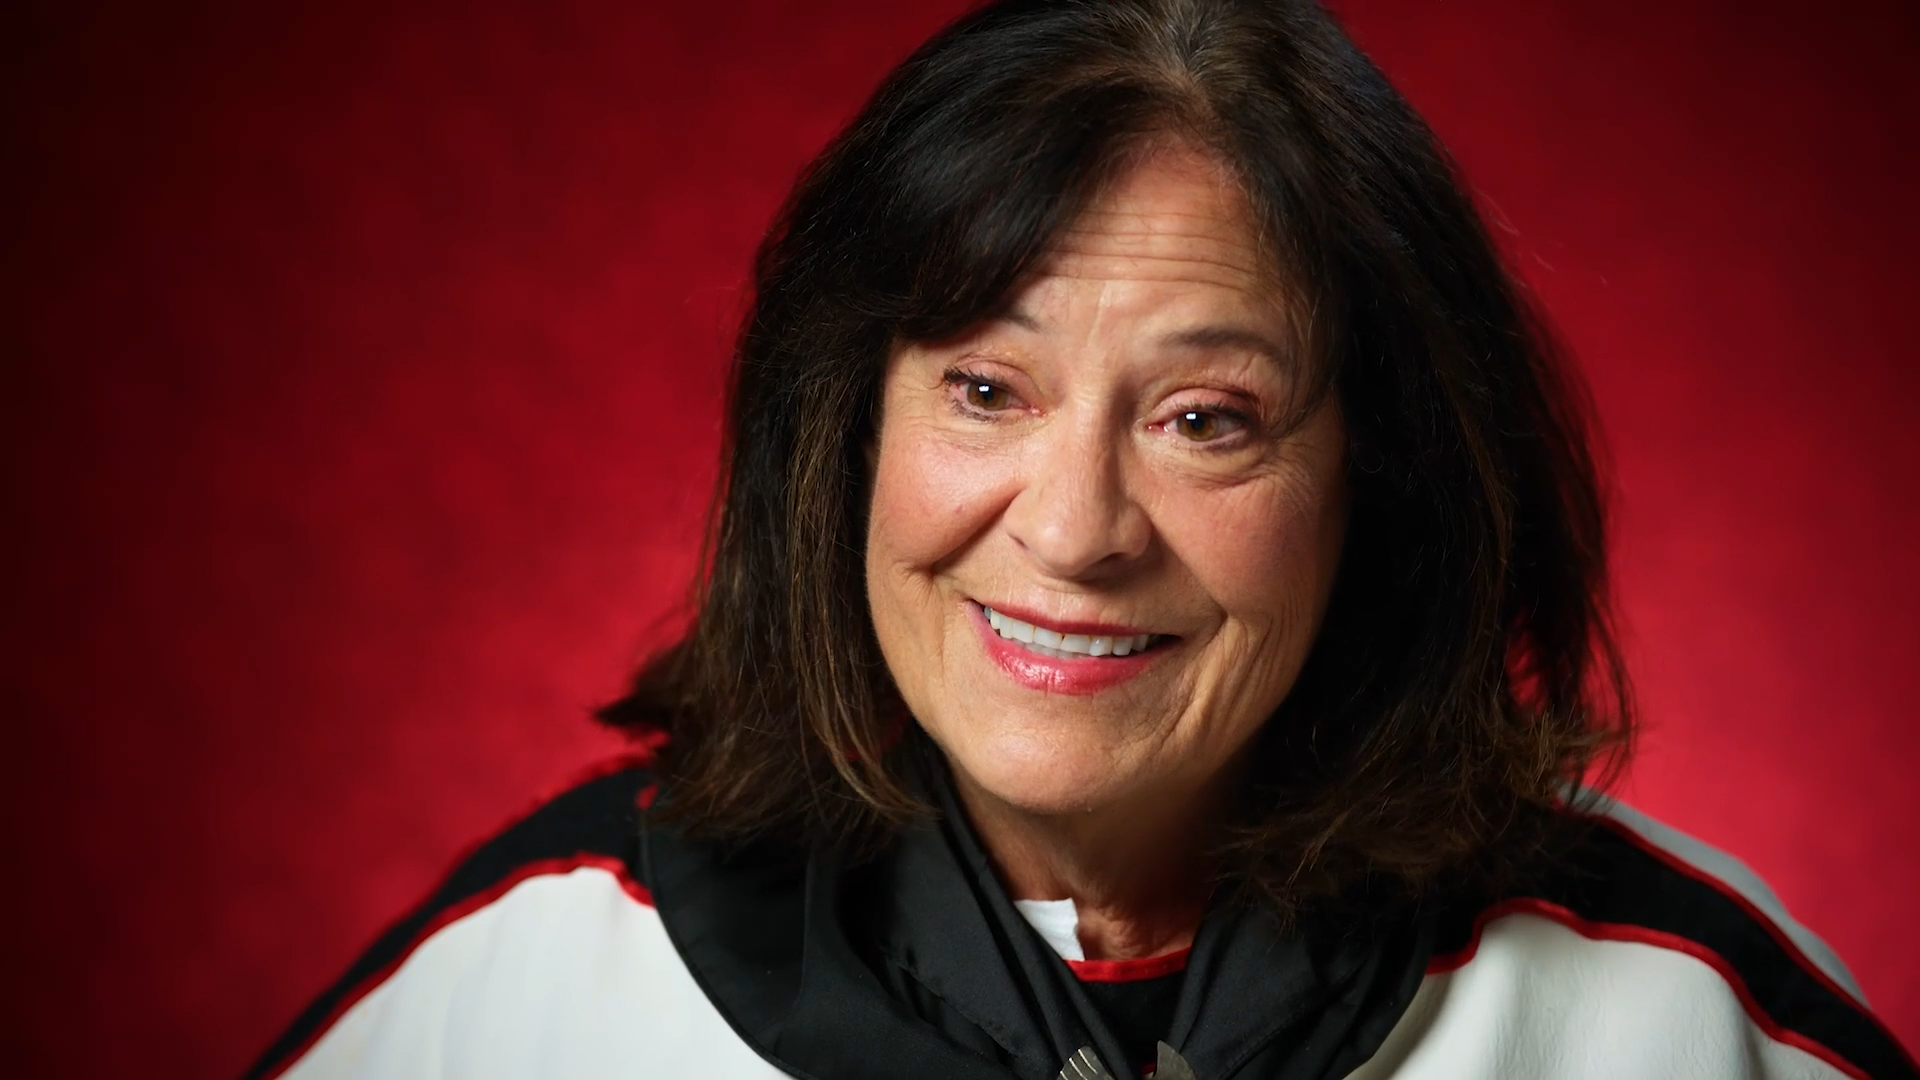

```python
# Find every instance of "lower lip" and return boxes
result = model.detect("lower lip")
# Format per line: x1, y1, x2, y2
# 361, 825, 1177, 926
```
970, 602, 1167, 696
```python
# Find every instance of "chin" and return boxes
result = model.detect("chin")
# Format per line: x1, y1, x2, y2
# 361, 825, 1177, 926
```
943, 726, 1143, 817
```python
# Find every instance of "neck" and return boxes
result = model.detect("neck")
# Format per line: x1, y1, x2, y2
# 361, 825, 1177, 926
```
949, 767, 1222, 961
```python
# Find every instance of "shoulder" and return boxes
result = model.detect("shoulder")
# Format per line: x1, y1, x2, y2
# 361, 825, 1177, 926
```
247, 747, 786, 1080
1353, 795, 1914, 1080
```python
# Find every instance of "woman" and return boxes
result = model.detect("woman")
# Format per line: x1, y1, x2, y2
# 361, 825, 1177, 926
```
249, 1, 1913, 1077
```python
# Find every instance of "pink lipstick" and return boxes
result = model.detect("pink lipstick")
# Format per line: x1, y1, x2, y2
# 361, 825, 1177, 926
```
969, 600, 1169, 696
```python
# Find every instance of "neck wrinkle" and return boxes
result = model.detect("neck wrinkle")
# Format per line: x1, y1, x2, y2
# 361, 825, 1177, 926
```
943, 751, 1222, 962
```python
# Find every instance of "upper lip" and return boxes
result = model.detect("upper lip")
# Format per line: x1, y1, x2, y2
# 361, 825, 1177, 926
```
973, 599, 1166, 639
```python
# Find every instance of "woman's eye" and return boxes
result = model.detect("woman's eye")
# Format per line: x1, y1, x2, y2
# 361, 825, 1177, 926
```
943, 369, 1019, 413
966, 381, 1011, 410
1165, 408, 1244, 443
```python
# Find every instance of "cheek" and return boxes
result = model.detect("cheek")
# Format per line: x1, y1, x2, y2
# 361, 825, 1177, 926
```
1245, 488, 1342, 612
865, 415, 1020, 718
867, 419, 1012, 572
1160, 467, 1348, 653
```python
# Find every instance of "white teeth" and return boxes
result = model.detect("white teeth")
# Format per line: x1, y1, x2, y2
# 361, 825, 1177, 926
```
982, 607, 1155, 659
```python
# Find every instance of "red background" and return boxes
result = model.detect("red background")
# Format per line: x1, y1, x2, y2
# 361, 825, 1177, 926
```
5, 0, 1916, 1074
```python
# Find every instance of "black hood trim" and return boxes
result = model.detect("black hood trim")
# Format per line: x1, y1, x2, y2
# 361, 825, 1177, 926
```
643, 762, 1435, 1080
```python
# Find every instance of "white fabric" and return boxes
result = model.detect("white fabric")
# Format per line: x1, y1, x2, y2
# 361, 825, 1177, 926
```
1345, 913, 1851, 1080
281, 867, 786, 1080
1013, 896, 1085, 961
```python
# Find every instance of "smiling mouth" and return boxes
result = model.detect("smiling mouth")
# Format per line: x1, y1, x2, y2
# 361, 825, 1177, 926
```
980, 604, 1168, 660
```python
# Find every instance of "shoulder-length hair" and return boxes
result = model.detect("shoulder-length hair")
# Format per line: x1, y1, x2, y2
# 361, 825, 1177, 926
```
603, 0, 1632, 914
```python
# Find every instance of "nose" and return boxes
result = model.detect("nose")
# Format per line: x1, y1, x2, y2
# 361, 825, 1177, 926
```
1002, 417, 1152, 580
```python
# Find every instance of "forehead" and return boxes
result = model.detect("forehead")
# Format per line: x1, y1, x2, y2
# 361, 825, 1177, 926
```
1040, 138, 1271, 297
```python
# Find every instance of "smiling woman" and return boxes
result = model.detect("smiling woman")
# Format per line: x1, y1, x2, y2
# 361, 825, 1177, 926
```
867, 142, 1351, 960
249, 1, 1914, 1078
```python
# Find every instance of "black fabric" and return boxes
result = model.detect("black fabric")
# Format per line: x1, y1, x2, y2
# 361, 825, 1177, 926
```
648, 755, 1434, 1080
1431, 815, 1919, 1080
646, 802, 1020, 1080
925, 762, 1434, 1080
1080, 972, 1185, 1077
244, 762, 655, 1080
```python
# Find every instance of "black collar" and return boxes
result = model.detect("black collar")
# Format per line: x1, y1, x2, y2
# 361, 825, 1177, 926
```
641, 771, 1433, 1080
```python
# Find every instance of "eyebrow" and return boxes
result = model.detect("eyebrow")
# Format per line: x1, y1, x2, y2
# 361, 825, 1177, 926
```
995, 307, 1294, 373
1156, 325, 1294, 371
999, 307, 1043, 332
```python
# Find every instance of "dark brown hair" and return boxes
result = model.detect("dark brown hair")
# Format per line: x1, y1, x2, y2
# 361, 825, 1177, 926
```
602, 0, 1632, 914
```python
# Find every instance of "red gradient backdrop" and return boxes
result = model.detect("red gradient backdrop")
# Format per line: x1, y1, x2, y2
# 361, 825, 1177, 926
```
4, 1, 1916, 1074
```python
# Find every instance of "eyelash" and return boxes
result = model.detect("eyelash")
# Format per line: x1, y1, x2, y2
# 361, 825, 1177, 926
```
941, 367, 1257, 448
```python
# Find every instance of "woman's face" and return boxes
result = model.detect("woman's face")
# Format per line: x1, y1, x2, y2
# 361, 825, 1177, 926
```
866, 142, 1348, 820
